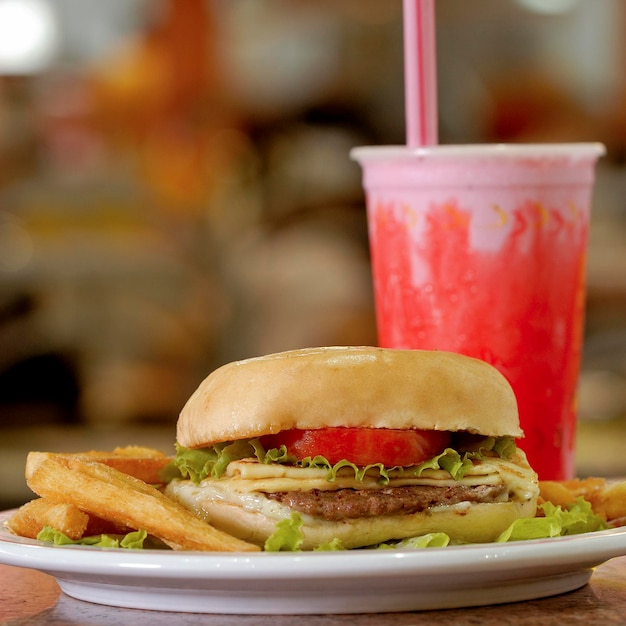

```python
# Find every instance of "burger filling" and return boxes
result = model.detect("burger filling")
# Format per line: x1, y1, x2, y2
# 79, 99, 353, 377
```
164, 433, 538, 528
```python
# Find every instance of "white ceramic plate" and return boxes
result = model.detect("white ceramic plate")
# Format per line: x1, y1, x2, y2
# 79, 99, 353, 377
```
1, 509, 626, 614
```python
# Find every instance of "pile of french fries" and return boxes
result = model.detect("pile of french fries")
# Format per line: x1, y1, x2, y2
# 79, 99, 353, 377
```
6, 446, 259, 552
5, 446, 626, 552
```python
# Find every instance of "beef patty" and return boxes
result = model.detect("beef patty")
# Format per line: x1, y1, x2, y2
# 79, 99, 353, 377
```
265, 484, 507, 521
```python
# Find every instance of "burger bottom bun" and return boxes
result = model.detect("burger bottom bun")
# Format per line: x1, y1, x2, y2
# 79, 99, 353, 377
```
195, 499, 537, 550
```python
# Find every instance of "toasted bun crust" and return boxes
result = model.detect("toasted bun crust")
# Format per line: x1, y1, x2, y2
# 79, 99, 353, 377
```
165, 490, 535, 549
177, 346, 522, 448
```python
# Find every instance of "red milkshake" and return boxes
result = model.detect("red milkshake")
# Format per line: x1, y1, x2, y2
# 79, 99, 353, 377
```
352, 144, 604, 480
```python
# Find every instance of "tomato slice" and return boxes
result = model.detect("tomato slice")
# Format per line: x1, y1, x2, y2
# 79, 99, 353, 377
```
260, 427, 451, 467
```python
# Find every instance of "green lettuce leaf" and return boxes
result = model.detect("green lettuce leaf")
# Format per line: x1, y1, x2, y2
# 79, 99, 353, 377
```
493, 436, 517, 459
300, 456, 394, 483
541, 498, 607, 535
496, 517, 562, 542
496, 497, 607, 542
413, 448, 472, 480
413, 436, 516, 480
263, 514, 347, 552
37, 527, 148, 549
261, 444, 296, 464
120, 530, 150, 549
264, 513, 304, 552
163, 440, 262, 484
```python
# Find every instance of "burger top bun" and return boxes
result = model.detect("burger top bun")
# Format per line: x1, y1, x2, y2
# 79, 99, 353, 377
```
177, 346, 522, 449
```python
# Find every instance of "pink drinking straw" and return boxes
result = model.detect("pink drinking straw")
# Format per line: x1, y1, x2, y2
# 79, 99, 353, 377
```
403, 0, 438, 146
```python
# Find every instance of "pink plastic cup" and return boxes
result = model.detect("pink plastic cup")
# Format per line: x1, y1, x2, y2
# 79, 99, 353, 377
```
351, 144, 605, 480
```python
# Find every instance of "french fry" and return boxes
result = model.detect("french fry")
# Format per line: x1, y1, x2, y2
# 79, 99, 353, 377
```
540, 478, 607, 506
6, 498, 89, 540
26, 456, 259, 552
6, 496, 133, 540
26, 446, 173, 485
538, 480, 588, 508
588, 481, 626, 524
559, 478, 607, 499
111, 446, 168, 458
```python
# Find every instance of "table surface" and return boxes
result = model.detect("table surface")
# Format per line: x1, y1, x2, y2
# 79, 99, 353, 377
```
2, 557, 626, 626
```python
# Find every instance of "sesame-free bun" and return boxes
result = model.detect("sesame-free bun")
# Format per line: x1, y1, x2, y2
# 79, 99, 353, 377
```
177, 347, 522, 448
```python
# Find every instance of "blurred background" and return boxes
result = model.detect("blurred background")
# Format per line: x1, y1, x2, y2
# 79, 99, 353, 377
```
1, 0, 626, 507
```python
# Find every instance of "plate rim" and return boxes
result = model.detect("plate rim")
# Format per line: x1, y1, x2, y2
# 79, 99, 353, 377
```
2, 508, 626, 613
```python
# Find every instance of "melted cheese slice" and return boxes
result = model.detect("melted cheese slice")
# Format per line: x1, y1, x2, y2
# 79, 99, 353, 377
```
224, 458, 498, 491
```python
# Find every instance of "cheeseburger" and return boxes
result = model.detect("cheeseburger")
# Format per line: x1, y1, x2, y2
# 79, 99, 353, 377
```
164, 346, 539, 550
